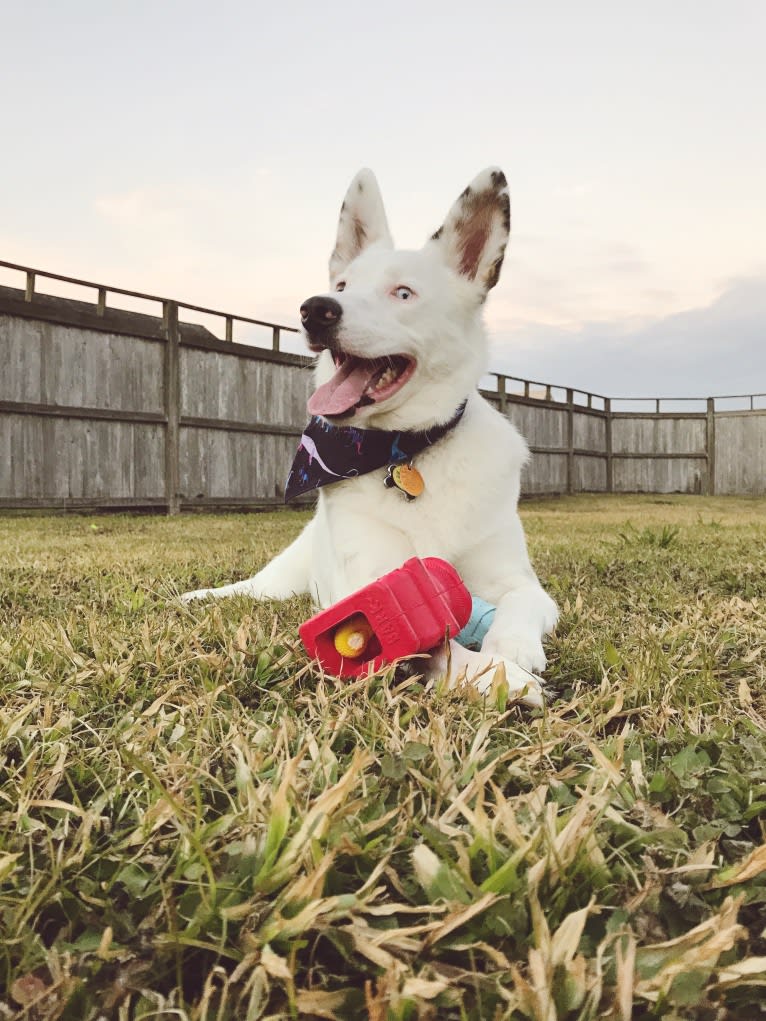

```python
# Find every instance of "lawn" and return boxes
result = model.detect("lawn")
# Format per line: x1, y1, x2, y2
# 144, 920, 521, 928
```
1, 495, 765, 1020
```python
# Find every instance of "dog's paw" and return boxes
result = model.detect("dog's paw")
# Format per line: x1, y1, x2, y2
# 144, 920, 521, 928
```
481, 633, 547, 675
180, 579, 262, 603
470, 658, 545, 707
180, 587, 215, 604
428, 643, 544, 708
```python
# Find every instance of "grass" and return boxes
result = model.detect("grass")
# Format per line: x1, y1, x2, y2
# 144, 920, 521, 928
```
1, 494, 765, 1020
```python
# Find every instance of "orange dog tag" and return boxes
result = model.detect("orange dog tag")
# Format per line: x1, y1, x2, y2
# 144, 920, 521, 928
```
384, 462, 425, 500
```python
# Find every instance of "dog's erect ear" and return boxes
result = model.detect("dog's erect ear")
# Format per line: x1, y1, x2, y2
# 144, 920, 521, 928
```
428, 168, 510, 294
329, 169, 393, 279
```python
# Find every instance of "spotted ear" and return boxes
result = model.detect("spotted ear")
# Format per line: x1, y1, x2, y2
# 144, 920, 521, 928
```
428, 168, 510, 295
329, 169, 393, 280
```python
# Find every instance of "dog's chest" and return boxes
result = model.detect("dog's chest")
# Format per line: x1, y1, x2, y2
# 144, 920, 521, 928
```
319, 405, 518, 551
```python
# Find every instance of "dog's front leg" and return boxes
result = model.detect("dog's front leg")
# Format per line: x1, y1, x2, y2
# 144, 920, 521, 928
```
460, 515, 558, 674
181, 519, 315, 603
480, 584, 559, 674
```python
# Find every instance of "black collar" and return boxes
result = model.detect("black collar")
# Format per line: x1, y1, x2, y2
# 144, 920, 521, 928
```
284, 401, 467, 503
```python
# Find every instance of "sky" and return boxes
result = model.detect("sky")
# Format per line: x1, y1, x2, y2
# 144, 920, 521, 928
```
2, 0, 765, 400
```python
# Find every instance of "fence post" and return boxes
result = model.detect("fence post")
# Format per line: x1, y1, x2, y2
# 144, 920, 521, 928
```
497, 374, 507, 415
566, 388, 574, 495
25, 272, 35, 302
272, 326, 280, 351
605, 398, 613, 493
706, 397, 716, 495
163, 300, 181, 515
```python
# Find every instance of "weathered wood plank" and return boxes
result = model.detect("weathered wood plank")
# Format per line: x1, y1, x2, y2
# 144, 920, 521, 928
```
574, 455, 608, 492
179, 427, 299, 503
611, 416, 707, 455
506, 403, 569, 450
0, 414, 166, 499
180, 347, 313, 425
714, 412, 766, 495
573, 412, 607, 453
522, 452, 569, 495
613, 457, 704, 494
1, 315, 165, 412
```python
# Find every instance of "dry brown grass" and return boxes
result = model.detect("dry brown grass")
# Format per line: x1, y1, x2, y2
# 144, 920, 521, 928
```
1, 495, 765, 1019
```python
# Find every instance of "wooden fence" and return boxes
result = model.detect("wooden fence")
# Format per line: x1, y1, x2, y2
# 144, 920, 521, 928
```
1, 259, 764, 511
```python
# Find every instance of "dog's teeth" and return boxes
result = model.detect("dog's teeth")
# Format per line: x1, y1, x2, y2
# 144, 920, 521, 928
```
363, 363, 405, 396
374, 368, 397, 390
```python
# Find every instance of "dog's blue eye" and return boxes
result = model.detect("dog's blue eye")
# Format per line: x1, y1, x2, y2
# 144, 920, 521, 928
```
393, 286, 413, 300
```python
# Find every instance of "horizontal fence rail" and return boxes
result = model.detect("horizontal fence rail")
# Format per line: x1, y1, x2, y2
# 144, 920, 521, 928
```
1, 258, 765, 510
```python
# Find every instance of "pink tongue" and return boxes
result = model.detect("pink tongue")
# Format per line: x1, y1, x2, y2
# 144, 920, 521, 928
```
307, 359, 377, 417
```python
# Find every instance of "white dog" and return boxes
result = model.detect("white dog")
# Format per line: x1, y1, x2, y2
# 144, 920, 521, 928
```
183, 168, 558, 704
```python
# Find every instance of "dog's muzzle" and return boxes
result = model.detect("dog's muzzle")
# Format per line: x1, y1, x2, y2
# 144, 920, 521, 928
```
299, 295, 342, 349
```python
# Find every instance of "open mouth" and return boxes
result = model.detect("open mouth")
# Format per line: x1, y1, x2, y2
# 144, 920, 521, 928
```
307, 352, 416, 418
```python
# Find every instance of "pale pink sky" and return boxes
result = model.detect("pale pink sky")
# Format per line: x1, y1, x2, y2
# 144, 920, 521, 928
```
2, 0, 764, 396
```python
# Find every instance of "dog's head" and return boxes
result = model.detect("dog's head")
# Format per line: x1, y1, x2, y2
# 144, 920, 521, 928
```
300, 168, 510, 430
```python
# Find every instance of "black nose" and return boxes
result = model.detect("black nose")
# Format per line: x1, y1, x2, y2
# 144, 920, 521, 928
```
299, 295, 343, 333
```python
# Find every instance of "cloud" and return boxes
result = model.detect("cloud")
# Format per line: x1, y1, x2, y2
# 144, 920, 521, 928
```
490, 276, 766, 399
93, 190, 152, 226
93, 185, 223, 234
497, 235, 688, 332
602, 245, 652, 276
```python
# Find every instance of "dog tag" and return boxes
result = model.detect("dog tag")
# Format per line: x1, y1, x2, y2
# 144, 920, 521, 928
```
384, 462, 425, 500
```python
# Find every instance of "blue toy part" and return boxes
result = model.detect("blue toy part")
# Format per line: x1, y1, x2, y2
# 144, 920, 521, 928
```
455, 596, 496, 650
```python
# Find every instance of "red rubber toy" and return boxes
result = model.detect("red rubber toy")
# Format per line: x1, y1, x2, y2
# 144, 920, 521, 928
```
299, 557, 472, 677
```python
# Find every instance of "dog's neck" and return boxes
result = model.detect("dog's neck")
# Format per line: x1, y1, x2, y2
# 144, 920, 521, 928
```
284, 399, 468, 503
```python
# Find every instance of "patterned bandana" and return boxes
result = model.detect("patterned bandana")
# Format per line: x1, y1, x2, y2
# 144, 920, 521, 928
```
284, 402, 467, 503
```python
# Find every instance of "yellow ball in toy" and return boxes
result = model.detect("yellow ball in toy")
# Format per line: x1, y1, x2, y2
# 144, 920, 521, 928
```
333, 615, 373, 658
